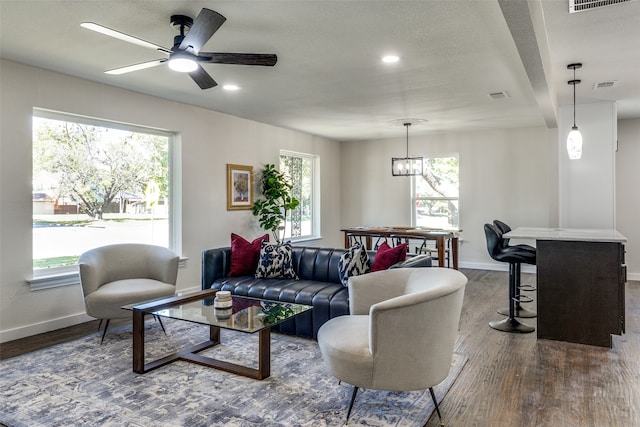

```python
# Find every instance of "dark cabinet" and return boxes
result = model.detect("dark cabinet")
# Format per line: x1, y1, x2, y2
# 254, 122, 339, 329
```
536, 240, 626, 347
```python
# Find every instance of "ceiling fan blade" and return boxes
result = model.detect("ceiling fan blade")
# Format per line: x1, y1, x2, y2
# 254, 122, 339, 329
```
81, 22, 171, 54
198, 53, 278, 66
188, 65, 217, 89
105, 59, 166, 75
179, 8, 226, 55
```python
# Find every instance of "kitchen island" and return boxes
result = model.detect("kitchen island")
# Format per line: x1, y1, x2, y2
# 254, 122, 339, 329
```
504, 227, 627, 347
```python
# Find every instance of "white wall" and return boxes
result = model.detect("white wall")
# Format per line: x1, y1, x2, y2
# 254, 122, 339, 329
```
617, 119, 640, 280
340, 126, 559, 270
558, 102, 617, 228
0, 60, 343, 342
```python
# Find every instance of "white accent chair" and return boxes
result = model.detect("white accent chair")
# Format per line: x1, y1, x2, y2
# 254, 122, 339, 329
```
317, 267, 467, 425
78, 243, 179, 343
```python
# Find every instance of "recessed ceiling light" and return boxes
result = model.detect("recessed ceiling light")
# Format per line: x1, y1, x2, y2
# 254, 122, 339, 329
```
223, 84, 240, 91
382, 55, 400, 64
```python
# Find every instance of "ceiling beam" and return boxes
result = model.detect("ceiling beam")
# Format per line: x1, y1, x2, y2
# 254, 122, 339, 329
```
498, 0, 557, 128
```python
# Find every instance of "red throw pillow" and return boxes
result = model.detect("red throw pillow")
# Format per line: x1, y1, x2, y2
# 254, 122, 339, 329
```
371, 241, 408, 272
227, 233, 269, 277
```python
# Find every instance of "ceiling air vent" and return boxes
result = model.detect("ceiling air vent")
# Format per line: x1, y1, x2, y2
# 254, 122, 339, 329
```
570, 0, 630, 13
593, 80, 619, 90
488, 91, 509, 100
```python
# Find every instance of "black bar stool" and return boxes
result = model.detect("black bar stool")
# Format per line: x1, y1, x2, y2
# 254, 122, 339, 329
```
493, 220, 537, 318
484, 223, 536, 333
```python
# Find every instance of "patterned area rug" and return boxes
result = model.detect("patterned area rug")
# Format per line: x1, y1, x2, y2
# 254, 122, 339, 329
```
1, 319, 467, 426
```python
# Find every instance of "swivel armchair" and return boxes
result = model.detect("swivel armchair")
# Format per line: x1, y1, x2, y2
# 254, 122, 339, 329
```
78, 243, 179, 343
317, 268, 467, 425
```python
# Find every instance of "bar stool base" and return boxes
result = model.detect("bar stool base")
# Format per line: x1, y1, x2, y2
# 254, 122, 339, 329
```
497, 306, 537, 318
489, 317, 535, 333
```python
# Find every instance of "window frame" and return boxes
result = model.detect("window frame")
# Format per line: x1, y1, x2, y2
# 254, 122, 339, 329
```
411, 154, 460, 230
279, 150, 320, 242
29, 108, 182, 290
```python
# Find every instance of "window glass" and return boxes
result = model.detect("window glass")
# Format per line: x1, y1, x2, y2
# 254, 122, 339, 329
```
279, 151, 317, 239
32, 113, 172, 272
413, 156, 459, 229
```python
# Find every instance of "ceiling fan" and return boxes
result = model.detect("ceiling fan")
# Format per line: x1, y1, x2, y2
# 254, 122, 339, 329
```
81, 8, 277, 89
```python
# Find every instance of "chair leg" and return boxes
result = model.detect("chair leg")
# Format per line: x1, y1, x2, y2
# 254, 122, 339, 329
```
97, 319, 103, 331
155, 315, 167, 335
345, 386, 359, 425
100, 319, 111, 344
428, 387, 444, 427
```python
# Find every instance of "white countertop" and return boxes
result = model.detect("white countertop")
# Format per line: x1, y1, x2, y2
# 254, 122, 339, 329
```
504, 227, 627, 243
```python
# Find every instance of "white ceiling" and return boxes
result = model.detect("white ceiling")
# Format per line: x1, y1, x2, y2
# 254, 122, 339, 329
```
1, 0, 639, 141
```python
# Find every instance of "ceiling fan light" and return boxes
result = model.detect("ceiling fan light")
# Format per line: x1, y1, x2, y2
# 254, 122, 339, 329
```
168, 55, 198, 72
567, 126, 583, 160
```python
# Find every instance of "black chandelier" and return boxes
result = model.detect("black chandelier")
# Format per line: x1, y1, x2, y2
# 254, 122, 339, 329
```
391, 122, 423, 176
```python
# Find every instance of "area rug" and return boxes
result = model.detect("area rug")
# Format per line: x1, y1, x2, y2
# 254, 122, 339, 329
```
0, 319, 467, 427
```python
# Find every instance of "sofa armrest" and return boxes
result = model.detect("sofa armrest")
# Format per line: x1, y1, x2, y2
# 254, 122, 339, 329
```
202, 247, 231, 290
348, 269, 414, 315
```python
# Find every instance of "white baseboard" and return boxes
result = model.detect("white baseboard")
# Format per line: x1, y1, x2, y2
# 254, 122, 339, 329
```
0, 312, 94, 344
176, 285, 202, 296
627, 272, 640, 282
458, 261, 537, 274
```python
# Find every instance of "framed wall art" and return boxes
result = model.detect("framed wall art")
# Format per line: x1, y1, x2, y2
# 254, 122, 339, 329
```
227, 164, 254, 210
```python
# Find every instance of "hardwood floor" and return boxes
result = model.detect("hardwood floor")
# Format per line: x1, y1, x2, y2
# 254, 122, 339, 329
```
2, 269, 638, 426
425, 269, 640, 427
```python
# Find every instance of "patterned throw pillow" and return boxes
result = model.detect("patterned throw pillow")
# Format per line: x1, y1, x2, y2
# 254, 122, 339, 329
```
338, 243, 371, 286
371, 241, 407, 272
255, 242, 299, 280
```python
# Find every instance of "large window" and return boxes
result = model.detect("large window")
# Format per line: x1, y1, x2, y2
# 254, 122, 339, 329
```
279, 151, 318, 240
32, 110, 176, 277
412, 155, 459, 229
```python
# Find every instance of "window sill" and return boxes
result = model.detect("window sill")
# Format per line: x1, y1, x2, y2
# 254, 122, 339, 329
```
28, 269, 80, 291
288, 235, 323, 244
27, 256, 189, 291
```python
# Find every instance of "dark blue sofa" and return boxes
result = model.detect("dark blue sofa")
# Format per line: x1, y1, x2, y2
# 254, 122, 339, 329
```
202, 246, 431, 339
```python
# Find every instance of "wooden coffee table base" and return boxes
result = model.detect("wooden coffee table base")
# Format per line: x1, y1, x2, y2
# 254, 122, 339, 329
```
132, 309, 271, 380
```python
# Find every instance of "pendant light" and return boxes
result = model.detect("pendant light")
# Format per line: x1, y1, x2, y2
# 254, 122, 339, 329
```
567, 63, 583, 160
392, 122, 424, 176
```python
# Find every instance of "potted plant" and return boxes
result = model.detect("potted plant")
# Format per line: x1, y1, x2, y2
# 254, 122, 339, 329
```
252, 164, 300, 244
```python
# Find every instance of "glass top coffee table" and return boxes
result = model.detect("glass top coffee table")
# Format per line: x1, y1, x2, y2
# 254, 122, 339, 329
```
126, 289, 311, 379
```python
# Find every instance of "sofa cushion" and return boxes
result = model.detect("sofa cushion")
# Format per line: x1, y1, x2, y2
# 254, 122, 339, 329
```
371, 241, 407, 272
228, 233, 269, 277
338, 243, 370, 286
255, 242, 299, 280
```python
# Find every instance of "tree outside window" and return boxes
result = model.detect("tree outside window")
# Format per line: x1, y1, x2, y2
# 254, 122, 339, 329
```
413, 156, 459, 229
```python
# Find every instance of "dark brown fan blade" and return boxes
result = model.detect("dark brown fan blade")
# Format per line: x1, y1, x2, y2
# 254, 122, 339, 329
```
198, 53, 278, 66
188, 65, 217, 89
180, 8, 226, 55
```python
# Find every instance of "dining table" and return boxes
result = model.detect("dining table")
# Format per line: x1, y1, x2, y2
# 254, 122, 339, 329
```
341, 226, 460, 269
